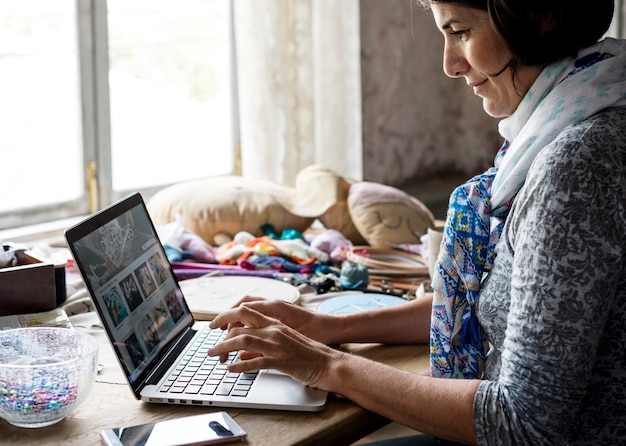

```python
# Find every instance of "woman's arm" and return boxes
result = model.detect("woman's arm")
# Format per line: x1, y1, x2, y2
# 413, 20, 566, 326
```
208, 304, 480, 445
327, 350, 479, 444
327, 293, 432, 344
225, 293, 433, 345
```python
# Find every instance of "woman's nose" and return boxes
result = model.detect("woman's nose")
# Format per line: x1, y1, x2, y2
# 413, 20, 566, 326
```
443, 44, 469, 78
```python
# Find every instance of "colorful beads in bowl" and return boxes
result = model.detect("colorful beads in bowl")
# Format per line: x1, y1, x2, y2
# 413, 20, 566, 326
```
0, 327, 99, 428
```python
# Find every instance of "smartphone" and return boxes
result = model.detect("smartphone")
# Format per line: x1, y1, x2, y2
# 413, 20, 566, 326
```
99, 412, 247, 446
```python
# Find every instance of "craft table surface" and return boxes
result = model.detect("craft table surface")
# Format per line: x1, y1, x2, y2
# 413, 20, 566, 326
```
2, 341, 429, 445
3, 280, 430, 445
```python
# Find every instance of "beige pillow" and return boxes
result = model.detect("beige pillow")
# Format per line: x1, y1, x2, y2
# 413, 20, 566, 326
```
147, 176, 314, 245
286, 165, 366, 245
347, 182, 435, 248
148, 167, 438, 249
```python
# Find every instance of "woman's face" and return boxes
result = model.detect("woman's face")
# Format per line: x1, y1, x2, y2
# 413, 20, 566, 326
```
431, 3, 543, 118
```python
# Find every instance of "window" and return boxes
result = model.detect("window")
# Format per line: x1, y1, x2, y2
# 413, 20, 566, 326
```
0, 0, 236, 233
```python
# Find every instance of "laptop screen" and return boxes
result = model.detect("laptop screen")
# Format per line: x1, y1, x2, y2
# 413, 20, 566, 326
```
66, 194, 194, 386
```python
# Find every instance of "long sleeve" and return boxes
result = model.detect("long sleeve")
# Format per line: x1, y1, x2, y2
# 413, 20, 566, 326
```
473, 107, 626, 445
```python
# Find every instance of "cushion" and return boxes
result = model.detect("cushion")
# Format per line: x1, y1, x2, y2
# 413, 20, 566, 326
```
147, 176, 315, 244
348, 182, 435, 248
287, 165, 366, 245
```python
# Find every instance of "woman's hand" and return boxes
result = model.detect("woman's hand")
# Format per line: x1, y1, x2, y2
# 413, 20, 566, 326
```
211, 296, 336, 344
207, 304, 343, 388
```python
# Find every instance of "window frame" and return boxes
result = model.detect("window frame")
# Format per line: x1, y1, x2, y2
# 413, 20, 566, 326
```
81, 0, 239, 212
0, 0, 238, 234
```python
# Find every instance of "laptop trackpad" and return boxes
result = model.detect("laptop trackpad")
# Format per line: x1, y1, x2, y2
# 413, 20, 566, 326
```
251, 370, 327, 409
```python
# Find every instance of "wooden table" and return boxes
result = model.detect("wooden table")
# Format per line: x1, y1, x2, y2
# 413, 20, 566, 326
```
2, 342, 429, 445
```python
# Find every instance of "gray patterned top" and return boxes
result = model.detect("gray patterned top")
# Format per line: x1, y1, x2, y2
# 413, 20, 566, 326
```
473, 107, 626, 445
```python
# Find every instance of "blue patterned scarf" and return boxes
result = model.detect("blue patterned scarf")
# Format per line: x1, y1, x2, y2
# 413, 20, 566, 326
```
430, 38, 626, 379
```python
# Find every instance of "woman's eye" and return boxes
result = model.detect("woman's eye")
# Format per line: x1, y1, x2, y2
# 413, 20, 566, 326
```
450, 29, 470, 40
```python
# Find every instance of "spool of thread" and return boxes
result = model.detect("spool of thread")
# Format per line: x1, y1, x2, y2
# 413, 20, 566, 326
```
339, 262, 369, 290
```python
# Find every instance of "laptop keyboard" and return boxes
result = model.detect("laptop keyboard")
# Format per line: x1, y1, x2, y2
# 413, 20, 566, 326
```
158, 327, 259, 397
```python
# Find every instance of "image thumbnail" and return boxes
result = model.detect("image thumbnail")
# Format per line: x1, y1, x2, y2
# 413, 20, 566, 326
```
124, 332, 145, 371
151, 299, 175, 338
102, 288, 129, 326
148, 252, 169, 286
165, 289, 185, 322
120, 273, 143, 312
135, 262, 157, 298
139, 313, 160, 354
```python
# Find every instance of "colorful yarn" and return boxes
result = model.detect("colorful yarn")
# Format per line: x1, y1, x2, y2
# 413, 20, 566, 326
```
260, 224, 304, 240
339, 262, 369, 290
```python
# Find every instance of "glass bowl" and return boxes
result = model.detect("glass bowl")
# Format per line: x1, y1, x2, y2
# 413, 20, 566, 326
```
0, 327, 99, 428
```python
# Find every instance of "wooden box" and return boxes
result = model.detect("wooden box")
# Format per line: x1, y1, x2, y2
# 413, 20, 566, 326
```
0, 248, 66, 317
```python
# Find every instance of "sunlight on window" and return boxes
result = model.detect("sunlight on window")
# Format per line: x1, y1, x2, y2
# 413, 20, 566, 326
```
108, 0, 234, 191
0, 1, 83, 212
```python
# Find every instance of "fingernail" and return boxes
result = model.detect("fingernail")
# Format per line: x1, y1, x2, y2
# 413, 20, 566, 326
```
207, 348, 215, 356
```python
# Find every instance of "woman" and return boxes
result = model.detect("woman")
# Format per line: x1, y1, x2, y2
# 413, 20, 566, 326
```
208, 1, 626, 444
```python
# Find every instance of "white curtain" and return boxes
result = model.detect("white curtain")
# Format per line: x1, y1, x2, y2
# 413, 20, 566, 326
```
233, 0, 363, 185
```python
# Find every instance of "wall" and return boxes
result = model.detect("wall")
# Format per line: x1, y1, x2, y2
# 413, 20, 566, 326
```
359, 0, 501, 200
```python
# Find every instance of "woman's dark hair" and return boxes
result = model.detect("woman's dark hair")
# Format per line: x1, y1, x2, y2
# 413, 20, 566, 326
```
416, 0, 615, 68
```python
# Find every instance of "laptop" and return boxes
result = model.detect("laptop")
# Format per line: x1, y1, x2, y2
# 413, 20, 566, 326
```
65, 192, 327, 412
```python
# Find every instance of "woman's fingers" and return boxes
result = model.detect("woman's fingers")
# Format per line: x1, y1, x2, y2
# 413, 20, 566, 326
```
210, 303, 272, 330
210, 296, 267, 330
238, 350, 263, 360
208, 327, 271, 370
238, 299, 323, 340
209, 305, 278, 362
235, 295, 266, 306
208, 320, 338, 387
207, 300, 341, 387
